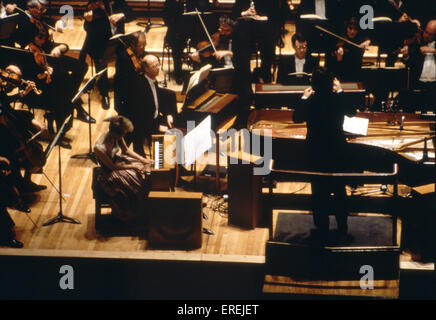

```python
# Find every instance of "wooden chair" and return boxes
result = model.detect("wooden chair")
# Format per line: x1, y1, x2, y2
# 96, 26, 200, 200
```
91, 166, 112, 231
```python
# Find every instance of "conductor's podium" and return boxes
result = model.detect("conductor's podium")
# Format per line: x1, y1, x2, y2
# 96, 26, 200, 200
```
263, 212, 400, 299
262, 161, 401, 299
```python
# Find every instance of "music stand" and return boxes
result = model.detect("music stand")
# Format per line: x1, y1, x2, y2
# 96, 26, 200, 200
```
70, 68, 107, 164
42, 115, 81, 226
0, 13, 18, 40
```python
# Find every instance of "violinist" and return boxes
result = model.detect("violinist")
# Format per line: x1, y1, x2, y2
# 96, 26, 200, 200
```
232, 0, 289, 83
114, 31, 146, 119
14, 0, 92, 124
80, 0, 132, 110
325, 17, 370, 82
189, 15, 235, 70
401, 19, 436, 111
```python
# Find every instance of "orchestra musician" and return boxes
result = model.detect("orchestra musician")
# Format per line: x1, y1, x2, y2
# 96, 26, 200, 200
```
189, 15, 235, 70
401, 19, 436, 111
325, 17, 370, 82
163, 0, 212, 85
93, 115, 153, 231
292, 66, 356, 241
80, 0, 132, 110
230, 0, 290, 129
113, 30, 146, 122
124, 54, 177, 157
0, 155, 24, 248
0, 65, 47, 207
276, 32, 319, 84
231, 0, 289, 84
13, 0, 92, 124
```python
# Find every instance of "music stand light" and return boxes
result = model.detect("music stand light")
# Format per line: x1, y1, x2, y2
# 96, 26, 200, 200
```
70, 68, 107, 164
42, 115, 81, 226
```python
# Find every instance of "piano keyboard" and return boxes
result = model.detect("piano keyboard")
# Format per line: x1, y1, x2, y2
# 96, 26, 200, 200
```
197, 95, 223, 112
154, 140, 164, 169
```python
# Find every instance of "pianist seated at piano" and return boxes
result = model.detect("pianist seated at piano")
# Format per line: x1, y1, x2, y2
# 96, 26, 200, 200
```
325, 17, 371, 82
276, 32, 319, 84
93, 116, 153, 229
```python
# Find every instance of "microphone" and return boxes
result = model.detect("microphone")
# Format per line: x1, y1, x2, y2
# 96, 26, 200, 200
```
399, 115, 405, 130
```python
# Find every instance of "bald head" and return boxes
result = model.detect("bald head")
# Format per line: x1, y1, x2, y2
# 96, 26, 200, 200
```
142, 54, 160, 79
423, 20, 436, 43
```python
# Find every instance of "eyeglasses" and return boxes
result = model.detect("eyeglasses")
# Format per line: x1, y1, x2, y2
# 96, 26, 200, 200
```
295, 46, 307, 50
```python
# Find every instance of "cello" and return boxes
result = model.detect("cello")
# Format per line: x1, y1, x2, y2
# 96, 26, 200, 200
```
0, 73, 46, 173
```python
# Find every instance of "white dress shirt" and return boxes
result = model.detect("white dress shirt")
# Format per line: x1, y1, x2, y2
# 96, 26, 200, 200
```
315, 0, 326, 19
419, 41, 436, 83
145, 75, 159, 119
295, 57, 306, 73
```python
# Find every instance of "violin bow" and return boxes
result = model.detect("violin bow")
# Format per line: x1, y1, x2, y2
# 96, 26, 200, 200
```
194, 8, 217, 54
315, 25, 365, 50
0, 45, 52, 57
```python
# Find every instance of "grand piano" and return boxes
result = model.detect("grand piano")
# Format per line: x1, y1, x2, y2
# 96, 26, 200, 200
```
228, 109, 435, 229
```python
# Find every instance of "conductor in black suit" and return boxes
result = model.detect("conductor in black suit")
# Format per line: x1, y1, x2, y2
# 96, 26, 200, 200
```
292, 66, 356, 239
124, 54, 177, 157
276, 32, 319, 84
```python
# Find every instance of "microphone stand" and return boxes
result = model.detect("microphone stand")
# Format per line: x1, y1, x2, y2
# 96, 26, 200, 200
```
137, 0, 165, 33
42, 115, 81, 226
70, 69, 107, 164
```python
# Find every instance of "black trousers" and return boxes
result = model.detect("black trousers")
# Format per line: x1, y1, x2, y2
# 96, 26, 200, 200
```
0, 206, 15, 241
311, 180, 348, 233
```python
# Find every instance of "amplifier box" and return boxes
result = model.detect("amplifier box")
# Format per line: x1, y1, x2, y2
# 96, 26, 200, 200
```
148, 191, 203, 249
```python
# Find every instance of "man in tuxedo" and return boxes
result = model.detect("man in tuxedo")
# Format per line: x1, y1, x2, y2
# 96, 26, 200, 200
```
276, 32, 319, 84
123, 54, 177, 157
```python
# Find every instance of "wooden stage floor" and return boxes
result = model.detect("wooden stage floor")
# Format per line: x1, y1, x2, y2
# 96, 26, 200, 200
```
0, 17, 433, 300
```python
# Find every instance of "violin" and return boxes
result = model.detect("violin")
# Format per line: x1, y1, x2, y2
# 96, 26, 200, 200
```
116, 37, 144, 74
27, 42, 53, 84
0, 69, 42, 95
196, 32, 221, 58
125, 46, 143, 73
15, 7, 57, 34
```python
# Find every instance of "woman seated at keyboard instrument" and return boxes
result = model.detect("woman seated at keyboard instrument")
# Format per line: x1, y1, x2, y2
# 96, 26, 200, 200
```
93, 115, 153, 229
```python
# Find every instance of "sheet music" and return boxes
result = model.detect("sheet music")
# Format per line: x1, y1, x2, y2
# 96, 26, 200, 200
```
185, 64, 212, 95
343, 116, 369, 136
183, 115, 212, 168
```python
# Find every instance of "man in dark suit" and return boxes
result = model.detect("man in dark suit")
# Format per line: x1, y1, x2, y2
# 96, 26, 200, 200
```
292, 66, 356, 239
276, 32, 319, 84
0, 156, 23, 248
119, 53, 177, 157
